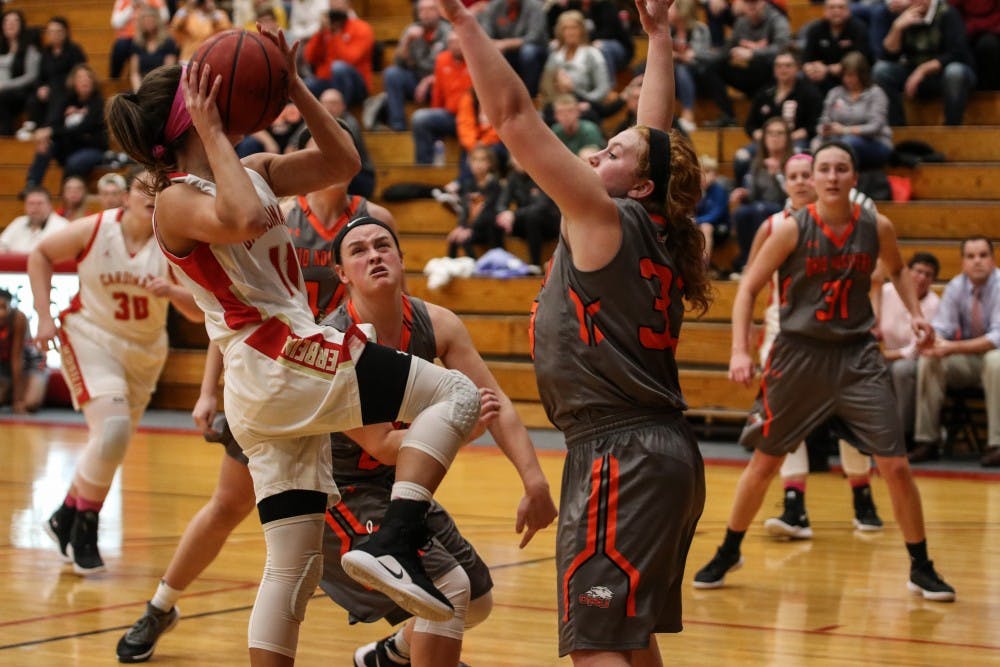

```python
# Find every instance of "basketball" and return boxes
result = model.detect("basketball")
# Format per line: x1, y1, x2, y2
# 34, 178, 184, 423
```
189, 29, 289, 135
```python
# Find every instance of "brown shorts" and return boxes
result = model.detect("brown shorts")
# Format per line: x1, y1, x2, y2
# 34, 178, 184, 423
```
557, 414, 705, 656
740, 334, 906, 458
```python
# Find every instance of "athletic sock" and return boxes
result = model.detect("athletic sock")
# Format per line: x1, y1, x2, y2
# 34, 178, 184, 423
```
721, 528, 745, 555
63, 493, 78, 509
391, 481, 433, 503
76, 497, 104, 513
849, 478, 871, 489
151, 579, 183, 613
784, 480, 806, 494
390, 627, 411, 660
906, 540, 929, 568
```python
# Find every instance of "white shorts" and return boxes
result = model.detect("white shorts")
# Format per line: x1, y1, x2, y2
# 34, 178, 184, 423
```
59, 315, 168, 412
223, 318, 371, 505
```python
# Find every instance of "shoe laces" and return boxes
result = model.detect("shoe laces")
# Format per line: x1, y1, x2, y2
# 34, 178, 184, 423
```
125, 609, 166, 642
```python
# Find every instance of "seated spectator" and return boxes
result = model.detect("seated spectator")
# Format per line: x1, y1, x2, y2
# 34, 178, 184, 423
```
668, 0, 712, 133
287, 0, 328, 44
730, 117, 791, 273
0, 288, 48, 414
56, 175, 88, 221
0, 9, 41, 137
456, 88, 507, 180
736, 47, 822, 184
446, 145, 504, 258
814, 52, 893, 168
704, 0, 738, 48
170, 0, 233, 63
368, 0, 450, 131
23, 64, 108, 194
853, 0, 909, 61
412, 32, 472, 164
110, 0, 169, 80
232, 0, 287, 30
608, 73, 641, 136
802, 0, 872, 93
550, 94, 605, 154
20, 17, 87, 140
128, 7, 178, 92
914, 237, 1000, 467
701, 0, 791, 126
97, 172, 128, 210
0, 187, 69, 253
951, 0, 1000, 90
494, 153, 559, 268
302, 0, 374, 106
873, 0, 977, 125
235, 101, 304, 157
877, 252, 940, 452
545, 0, 634, 79
695, 154, 731, 269
478, 0, 548, 97
539, 10, 611, 126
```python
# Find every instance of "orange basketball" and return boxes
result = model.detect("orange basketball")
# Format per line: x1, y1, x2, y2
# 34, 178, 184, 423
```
190, 29, 289, 135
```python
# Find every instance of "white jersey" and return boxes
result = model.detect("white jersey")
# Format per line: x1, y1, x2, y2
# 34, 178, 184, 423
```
62, 207, 172, 345
156, 169, 322, 352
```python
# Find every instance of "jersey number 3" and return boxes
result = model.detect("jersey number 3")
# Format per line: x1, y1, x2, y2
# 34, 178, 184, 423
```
638, 259, 678, 351
112, 292, 149, 320
816, 278, 853, 321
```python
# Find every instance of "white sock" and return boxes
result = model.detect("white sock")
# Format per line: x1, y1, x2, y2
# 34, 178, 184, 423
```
390, 481, 433, 503
390, 627, 411, 659
151, 579, 183, 612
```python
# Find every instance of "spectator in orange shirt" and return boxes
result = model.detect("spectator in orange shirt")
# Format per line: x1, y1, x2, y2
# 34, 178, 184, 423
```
169, 0, 233, 62
412, 32, 473, 164
303, 0, 374, 106
456, 88, 507, 180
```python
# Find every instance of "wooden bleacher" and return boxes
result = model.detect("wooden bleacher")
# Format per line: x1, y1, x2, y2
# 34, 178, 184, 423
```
3, 0, 999, 430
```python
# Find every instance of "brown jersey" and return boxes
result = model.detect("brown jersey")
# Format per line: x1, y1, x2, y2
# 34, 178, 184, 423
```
531, 199, 687, 433
777, 203, 878, 343
285, 195, 370, 322
323, 295, 437, 483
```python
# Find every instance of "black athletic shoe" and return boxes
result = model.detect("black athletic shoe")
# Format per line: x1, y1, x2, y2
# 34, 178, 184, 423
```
116, 602, 180, 663
69, 510, 105, 575
354, 634, 410, 667
692, 547, 744, 589
45, 504, 76, 563
764, 490, 813, 539
852, 486, 884, 532
341, 500, 454, 622
908, 560, 956, 602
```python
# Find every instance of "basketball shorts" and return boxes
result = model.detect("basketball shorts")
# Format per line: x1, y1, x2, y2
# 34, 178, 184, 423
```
320, 481, 493, 625
557, 414, 705, 656
223, 320, 368, 505
58, 315, 167, 411
740, 334, 906, 458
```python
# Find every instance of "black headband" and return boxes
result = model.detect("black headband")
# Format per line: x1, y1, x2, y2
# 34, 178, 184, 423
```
647, 128, 671, 205
332, 216, 401, 264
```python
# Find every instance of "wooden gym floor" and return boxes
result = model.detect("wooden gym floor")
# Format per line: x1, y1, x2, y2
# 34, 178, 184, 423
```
1, 418, 998, 666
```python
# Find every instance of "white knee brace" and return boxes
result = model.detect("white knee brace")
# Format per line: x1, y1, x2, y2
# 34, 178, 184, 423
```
413, 566, 472, 640
838, 440, 872, 477
77, 396, 132, 488
779, 442, 809, 478
247, 514, 325, 658
397, 359, 480, 469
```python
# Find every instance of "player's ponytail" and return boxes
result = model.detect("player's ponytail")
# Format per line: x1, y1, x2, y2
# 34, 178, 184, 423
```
106, 65, 184, 194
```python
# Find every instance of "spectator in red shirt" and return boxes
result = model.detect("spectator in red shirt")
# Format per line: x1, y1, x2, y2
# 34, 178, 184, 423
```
412, 32, 473, 164
303, 0, 374, 106
950, 0, 1000, 90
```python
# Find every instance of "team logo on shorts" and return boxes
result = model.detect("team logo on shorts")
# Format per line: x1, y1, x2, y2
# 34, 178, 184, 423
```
579, 585, 614, 608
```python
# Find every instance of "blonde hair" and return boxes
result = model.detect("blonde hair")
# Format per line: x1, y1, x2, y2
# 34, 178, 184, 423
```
555, 10, 589, 45
699, 154, 718, 171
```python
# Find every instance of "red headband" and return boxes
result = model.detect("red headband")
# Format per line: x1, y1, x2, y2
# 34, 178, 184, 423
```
153, 66, 192, 159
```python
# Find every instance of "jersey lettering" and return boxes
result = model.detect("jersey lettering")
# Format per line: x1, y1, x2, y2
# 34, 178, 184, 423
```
816, 278, 853, 321
637, 258, 678, 351
111, 292, 150, 320
568, 287, 604, 346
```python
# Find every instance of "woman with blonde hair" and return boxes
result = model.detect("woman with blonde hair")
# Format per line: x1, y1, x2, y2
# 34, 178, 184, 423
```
668, 0, 711, 132
540, 9, 611, 124
129, 6, 179, 92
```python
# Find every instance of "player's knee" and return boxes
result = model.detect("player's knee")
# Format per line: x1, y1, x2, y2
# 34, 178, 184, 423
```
464, 590, 493, 629
444, 369, 481, 441
413, 566, 471, 640
208, 489, 256, 528
101, 415, 132, 460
